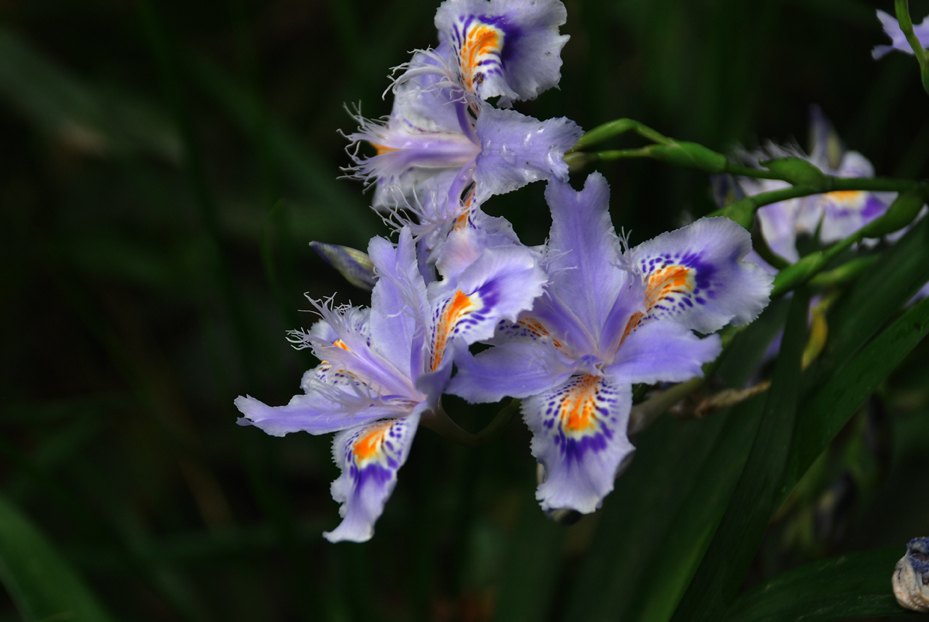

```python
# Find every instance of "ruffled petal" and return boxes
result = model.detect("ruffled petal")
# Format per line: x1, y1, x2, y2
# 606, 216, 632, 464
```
234, 382, 418, 437
447, 339, 575, 403
368, 229, 430, 379
432, 203, 525, 280
627, 216, 773, 334
523, 374, 634, 513
346, 48, 479, 210
434, 0, 569, 104
426, 244, 547, 370
324, 411, 422, 543
605, 321, 721, 385
544, 174, 640, 351
472, 106, 581, 204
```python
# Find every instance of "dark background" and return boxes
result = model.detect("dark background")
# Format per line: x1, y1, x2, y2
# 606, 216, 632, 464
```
1, 0, 928, 620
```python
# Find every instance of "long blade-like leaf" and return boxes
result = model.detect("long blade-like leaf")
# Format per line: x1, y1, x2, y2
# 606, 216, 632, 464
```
721, 548, 910, 622
669, 288, 810, 622
0, 494, 115, 622
784, 292, 929, 501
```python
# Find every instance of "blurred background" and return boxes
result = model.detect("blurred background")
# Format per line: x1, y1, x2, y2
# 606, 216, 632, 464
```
2, 0, 929, 620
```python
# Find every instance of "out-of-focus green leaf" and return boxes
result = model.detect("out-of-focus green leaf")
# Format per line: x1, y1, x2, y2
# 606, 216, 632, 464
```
491, 496, 564, 622
721, 548, 909, 622
784, 293, 929, 501
669, 288, 809, 622
816, 217, 929, 379
0, 27, 181, 162
186, 55, 377, 245
0, 494, 115, 622
561, 299, 788, 622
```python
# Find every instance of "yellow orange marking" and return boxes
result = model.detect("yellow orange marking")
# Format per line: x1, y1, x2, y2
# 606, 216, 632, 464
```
333, 339, 350, 351
432, 290, 477, 370
621, 265, 694, 344
560, 375, 601, 433
352, 421, 393, 461
645, 265, 693, 310
517, 318, 563, 349
822, 190, 864, 206
371, 143, 397, 156
459, 24, 503, 90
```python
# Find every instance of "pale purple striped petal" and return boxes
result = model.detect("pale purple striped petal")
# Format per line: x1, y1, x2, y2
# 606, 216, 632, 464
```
447, 339, 575, 403
435, 0, 569, 104
425, 244, 546, 370
543, 174, 633, 351
369, 229, 430, 379
324, 411, 422, 543
472, 106, 581, 204
605, 321, 721, 385
627, 216, 773, 334
524, 374, 634, 513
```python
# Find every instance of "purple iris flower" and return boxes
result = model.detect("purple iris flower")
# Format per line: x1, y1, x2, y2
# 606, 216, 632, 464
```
873, 9, 929, 59
733, 108, 895, 265
346, 45, 581, 232
432, 0, 570, 105
448, 173, 773, 514
235, 227, 545, 541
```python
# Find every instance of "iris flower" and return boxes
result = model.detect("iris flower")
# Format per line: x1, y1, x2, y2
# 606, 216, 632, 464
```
448, 173, 772, 513
346, 0, 580, 249
733, 108, 895, 264
235, 227, 545, 541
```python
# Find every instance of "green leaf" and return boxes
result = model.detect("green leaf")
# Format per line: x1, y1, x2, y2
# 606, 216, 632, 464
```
721, 548, 910, 622
561, 301, 788, 622
817, 216, 929, 378
784, 291, 929, 501
491, 497, 565, 622
669, 288, 810, 622
0, 494, 115, 622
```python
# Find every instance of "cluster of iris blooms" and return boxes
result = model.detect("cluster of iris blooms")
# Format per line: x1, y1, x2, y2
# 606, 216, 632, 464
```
233, 1, 924, 544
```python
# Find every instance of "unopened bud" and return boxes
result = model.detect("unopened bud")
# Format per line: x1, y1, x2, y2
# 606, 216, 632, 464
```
760, 157, 827, 188
309, 241, 377, 291
860, 190, 925, 239
648, 141, 728, 174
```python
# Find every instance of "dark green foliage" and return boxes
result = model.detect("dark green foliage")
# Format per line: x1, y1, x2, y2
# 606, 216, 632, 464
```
2, 0, 929, 620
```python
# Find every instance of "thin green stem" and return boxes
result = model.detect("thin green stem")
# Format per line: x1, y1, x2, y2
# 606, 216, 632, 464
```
895, 0, 929, 94
422, 400, 521, 448
573, 119, 671, 150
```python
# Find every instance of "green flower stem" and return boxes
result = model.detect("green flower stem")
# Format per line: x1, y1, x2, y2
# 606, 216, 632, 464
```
895, 0, 929, 95
422, 399, 521, 448
808, 256, 880, 288
710, 186, 818, 229
573, 118, 672, 150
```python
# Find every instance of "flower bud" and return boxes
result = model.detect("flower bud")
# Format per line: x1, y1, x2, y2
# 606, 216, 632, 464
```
893, 537, 929, 612
309, 241, 377, 291
760, 157, 827, 188
860, 190, 926, 239
648, 141, 728, 174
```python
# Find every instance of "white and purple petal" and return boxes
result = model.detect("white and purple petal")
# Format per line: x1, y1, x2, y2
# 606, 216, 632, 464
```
472, 106, 581, 204
324, 411, 422, 543
872, 9, 929, 59
605, 321, 721, 385
627, 216, 773, 334
524, 374, 634, 514
426, 243, 546, 369
447, 338, 575, 403
369, 229, 431, 379
543, 174, 632, 351
435, 0, 569, 104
